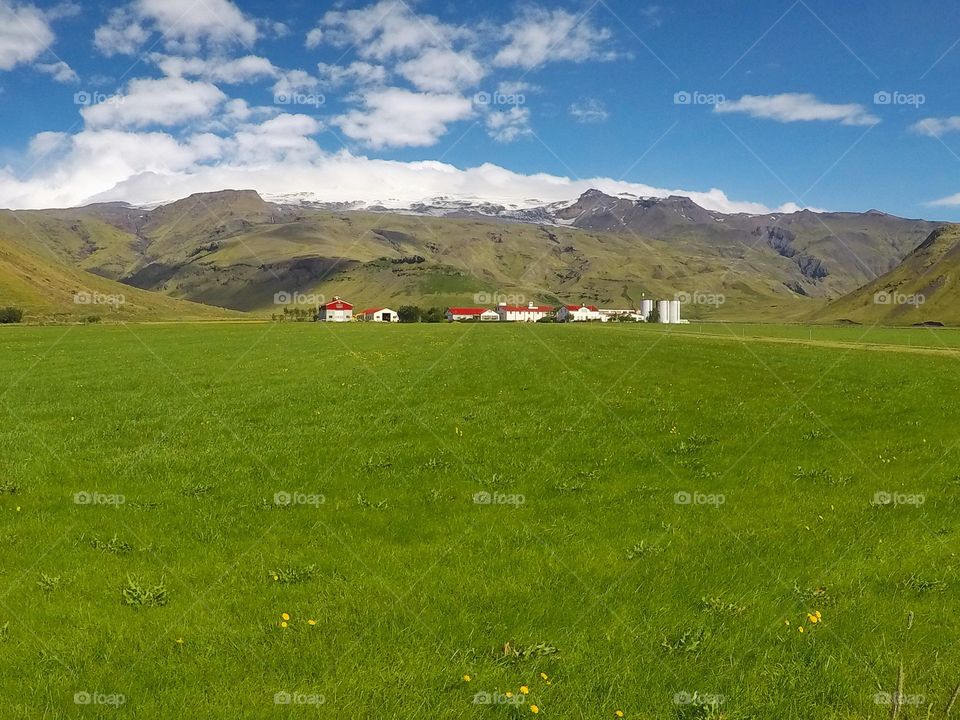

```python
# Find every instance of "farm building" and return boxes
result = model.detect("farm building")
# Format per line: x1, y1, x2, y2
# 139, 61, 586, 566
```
446, 307, 500, 322
557, 304, 602, 322
318, 297, 353, 322
599, 309, 642, 322
496, 302, 555, 322
356, 308, 399, 322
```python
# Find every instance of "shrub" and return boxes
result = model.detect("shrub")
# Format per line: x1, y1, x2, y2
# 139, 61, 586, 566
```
422, 307, 446, 323
397, 305, 422, 323
0, 307, 23, 324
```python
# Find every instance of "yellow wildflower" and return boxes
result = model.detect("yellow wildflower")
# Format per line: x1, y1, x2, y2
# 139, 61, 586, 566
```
308, 619, 317, 626
520, 685, 529, 694
280, 621, 288, 628
530, 705, 540, 714
281, 613, 290, 621
463, 675, 471, 683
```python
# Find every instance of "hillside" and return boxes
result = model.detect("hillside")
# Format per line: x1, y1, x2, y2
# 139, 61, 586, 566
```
0, 231, 238, 322
814, 225, 960, 326
0, 189, 944, 321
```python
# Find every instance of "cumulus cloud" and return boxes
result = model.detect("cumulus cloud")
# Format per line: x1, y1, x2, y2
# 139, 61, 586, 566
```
910, 116, 960, 138
81, 77, 227, 129
0, 2, 65, 71
151, 54, 278, 84
715, 93, 880, 127
397, 47, 485, 93
316, 61, 387, 88
315, 0, 471, 61
569, 98, 609, 124
94, 0, 260, 56
485, 107, 532, 143
335, 88, 474, 148
36, 60, 78, 83
494, 8, 619, 69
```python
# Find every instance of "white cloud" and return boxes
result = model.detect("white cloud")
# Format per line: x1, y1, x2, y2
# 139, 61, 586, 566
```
485, 107, 532, 143
715, 93, 880, 126
152, 54, 278, 84
36, 60, 78, 83
0, 118, 810, 216
81, 77, 227, 129
317, 61, 387, 88
335, 88, 474, 148
305, 27, 323, 49
569, 98, 609, 124
494, 8, 618, 70
317, 0, 471, 61
272, 70, 321, 97
0, 3, 54, 70
95, 0, 259, 56
928, 192, 960, 207
397, 47, 485, 92
910, 117, 960, 138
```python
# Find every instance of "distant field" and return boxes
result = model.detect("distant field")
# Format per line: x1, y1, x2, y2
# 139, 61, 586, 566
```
1, 323, 959, 718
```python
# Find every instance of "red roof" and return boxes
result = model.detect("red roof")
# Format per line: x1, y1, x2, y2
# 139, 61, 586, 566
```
447, 307, 490, 315
564, 304, 598, 312
500, 305, 553, 312
324, 299, 353, 310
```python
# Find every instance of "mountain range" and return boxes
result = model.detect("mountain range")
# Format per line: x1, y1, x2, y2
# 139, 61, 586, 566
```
0, 188, 955, 324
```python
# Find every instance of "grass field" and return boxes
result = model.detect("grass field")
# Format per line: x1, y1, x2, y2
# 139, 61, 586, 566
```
2, 322, 959, 718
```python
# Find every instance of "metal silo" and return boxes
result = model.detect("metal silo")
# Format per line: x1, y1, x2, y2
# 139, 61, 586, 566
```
657, 300, 670, 324
670, 299, 681, 324
640, 299, 653, 321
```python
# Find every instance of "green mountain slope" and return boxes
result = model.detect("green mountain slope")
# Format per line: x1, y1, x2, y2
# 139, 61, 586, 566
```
814, 225, 960, 325
0, 231, 238, 322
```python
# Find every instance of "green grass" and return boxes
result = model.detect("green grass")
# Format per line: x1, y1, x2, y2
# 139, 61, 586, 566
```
1, 322, 959, 718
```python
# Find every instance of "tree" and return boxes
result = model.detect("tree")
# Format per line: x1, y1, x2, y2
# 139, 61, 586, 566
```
423, 307, 446, 323
0, 307, 23, 324
647, 305, 660, 324
397, 305, 421, 323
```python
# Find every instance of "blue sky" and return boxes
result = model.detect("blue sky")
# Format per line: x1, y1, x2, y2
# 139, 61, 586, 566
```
1, 0, 959, 218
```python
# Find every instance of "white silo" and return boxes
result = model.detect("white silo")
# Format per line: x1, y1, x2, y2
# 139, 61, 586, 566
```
657, 300, 671, 324
669, 299, 681, 324
640, 299, 653, 321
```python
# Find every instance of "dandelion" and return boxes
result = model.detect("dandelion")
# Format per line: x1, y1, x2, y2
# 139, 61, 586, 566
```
798, 626, 804, 633
308, 619, 317, 626
530, 705, 540, 714
540, 672, 548, 680
280, 621, 288, 628
463, 675, 471, 683
815, 610, 822, 620
273, 575, 279, 581
281, 613, 290, 621
175, 637, 184, 645
520, 685, 529, 694
505, 692, 514, 698
615, 712, 625, 718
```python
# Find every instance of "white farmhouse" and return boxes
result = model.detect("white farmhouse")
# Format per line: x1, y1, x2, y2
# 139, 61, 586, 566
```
599, 309, 642, 322
445, 307, 500, 322
496, 301, 555, 322
557, 304, 602, 322
318, 297, 353, 322
356, 307, 399, 322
